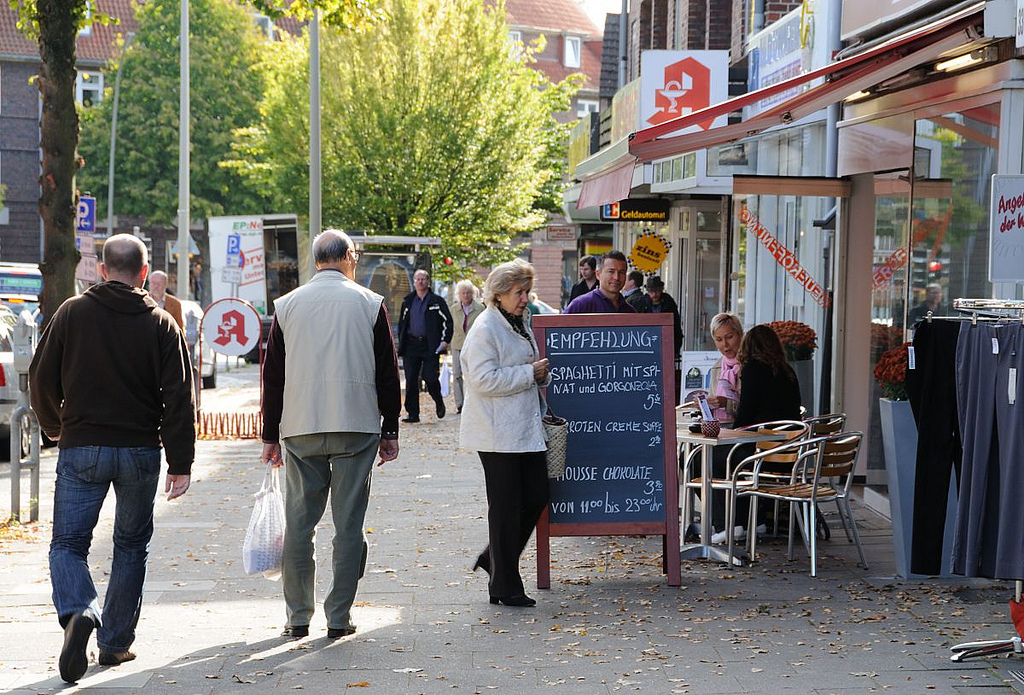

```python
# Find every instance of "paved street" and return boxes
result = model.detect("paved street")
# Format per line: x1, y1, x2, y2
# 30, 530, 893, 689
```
2, 364, 1023, 693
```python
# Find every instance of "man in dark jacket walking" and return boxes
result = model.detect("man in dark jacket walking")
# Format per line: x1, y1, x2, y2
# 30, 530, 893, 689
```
397, 269, 453, 422
632, 276, 683, 358
30, 234, 195, 683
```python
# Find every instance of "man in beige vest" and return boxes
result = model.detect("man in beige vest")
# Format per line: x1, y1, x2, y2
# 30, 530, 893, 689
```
261, 230, 401, 640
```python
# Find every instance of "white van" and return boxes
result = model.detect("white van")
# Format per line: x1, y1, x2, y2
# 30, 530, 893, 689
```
0, 263, 42, 318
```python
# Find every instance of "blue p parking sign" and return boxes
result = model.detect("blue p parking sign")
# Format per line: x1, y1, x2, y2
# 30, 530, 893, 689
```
76, 196, 96, 234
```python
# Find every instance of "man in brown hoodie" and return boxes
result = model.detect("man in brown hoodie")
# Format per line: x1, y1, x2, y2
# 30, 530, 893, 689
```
30, 234, 195, 683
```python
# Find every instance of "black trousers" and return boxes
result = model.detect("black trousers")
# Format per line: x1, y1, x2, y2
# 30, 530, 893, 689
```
403, 338, 442, 418
906, 320, 962, 576
476, 451, 549, 598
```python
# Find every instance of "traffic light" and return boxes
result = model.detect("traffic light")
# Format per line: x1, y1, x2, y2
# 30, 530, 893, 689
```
442, 257, 453, 266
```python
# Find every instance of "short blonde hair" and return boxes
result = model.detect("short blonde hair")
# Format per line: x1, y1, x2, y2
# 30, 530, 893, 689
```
710, 312, 743, 337
483, 259, 534, 307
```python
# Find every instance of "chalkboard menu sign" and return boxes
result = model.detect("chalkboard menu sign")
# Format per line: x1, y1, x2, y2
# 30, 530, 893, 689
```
532, 314, 680, 587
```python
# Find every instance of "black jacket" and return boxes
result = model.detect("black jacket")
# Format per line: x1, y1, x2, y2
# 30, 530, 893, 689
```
568, 278, 597, 302
632, 292, 683, 357
733, 359, 802, 429
29, 281, 196, 473
397, 289, 453, 355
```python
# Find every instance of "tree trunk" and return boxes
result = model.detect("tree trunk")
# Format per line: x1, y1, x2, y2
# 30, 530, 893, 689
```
36, 0, 84, 324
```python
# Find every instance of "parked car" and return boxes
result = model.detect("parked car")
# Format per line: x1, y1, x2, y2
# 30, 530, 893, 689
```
180, 300, 217, 389
0, 306, 27, 457
0, 262, 42, 319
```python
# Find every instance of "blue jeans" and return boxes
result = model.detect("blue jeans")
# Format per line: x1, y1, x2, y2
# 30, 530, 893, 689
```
49, 446, 162, 652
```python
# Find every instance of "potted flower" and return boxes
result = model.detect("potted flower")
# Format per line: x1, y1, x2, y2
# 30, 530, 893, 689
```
873, 341, 910, 400
767, 320, 817, 409
873, 341, 919, 578
767, 320, 817, 361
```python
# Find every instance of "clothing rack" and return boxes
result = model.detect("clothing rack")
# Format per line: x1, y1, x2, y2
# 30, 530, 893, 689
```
943, 299, 1024, 661
925, 298, 1024, 325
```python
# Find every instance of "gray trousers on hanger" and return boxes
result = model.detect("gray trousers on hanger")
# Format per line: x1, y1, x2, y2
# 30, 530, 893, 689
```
952, 322, 1024, 579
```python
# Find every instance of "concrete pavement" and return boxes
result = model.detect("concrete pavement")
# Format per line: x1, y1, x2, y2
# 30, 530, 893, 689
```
1, 363, 1023, 693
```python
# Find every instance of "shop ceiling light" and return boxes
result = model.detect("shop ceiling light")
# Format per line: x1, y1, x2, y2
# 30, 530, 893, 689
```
934, 52, 982, 73
844, 90, 871, 102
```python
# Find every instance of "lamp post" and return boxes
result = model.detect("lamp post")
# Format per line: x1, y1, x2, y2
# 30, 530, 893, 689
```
309, 9, 322, 240
177, 0, 191, 299
106, 32, 135, 238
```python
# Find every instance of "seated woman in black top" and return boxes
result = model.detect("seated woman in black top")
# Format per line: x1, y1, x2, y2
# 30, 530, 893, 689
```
705, 324, 803, 542
733, 324, 802, 428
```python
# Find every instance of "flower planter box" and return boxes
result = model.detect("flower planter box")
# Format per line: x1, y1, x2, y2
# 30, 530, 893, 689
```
879, 397, 957, 578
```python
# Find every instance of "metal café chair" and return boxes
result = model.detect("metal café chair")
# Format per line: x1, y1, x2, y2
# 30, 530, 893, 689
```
730, 431, 868, 576
802, 413, 847, 541
681, 420, 809, 543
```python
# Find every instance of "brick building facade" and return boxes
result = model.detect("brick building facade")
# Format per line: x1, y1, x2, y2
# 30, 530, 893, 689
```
0, 0, 137, 264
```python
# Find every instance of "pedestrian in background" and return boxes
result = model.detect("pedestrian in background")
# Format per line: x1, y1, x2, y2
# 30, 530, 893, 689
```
31, 234, 195, 683
632, 276, 683, 357
449, 280, 484, 415
568, 254, 598, 302
460, 259, 551, 608
564, 250, 636, 314
148, 270, 184, 330
397, 269, 454, 422
622, 269, 645, 307
261, 230, 401, 640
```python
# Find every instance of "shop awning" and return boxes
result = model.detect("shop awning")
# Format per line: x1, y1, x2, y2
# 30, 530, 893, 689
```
628, 2, 984, 163
575, 159, 637, 210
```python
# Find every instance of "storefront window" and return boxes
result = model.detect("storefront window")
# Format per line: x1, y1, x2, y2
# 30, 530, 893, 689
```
727, 122, 831, 413
866, 174, 911, 484
909, 103, 999, 324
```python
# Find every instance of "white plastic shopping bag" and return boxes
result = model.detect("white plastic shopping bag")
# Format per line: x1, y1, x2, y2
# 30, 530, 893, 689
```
242, 464, 286, 581
440, 359, 451, 398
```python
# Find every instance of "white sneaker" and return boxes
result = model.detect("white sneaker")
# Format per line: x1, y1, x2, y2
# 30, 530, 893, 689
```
711, 526, 745, 544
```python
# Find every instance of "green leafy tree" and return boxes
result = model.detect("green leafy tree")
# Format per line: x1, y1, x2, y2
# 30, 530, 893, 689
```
8, 0, 380, 320
78, 0, 270, 225
227, 0, 580, 279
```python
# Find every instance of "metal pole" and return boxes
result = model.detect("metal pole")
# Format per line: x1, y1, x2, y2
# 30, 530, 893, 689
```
107, 33, 134, 238
309, 8, 322, 239
177, 0, 191, 299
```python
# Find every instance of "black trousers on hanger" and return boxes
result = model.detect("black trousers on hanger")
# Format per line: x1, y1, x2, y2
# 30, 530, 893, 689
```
906, 320, 962, 576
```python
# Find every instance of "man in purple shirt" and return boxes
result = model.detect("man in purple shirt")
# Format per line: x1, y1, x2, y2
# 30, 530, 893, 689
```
564, 250, 636, 314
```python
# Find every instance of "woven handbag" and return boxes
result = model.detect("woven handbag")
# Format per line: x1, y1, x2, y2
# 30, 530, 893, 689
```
542, 412, 568, 479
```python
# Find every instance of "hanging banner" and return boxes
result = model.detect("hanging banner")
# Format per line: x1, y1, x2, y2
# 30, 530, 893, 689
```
740, 206, 830, 308
989, 175, 1024, 282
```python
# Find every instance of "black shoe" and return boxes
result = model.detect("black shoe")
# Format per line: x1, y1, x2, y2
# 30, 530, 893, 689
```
489, 595, 536, 607
98, 650, 136, 666
59, 612, 95, 683
326, 626, 356, 639
281, 625, 309, 638
436, 401, 446, 419
472, 555, 491, 575
401, 416, 420, 423
457, 406, 463, 414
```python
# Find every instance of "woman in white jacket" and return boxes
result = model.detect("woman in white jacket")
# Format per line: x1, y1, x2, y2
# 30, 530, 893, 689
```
460, 259, 550, 608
